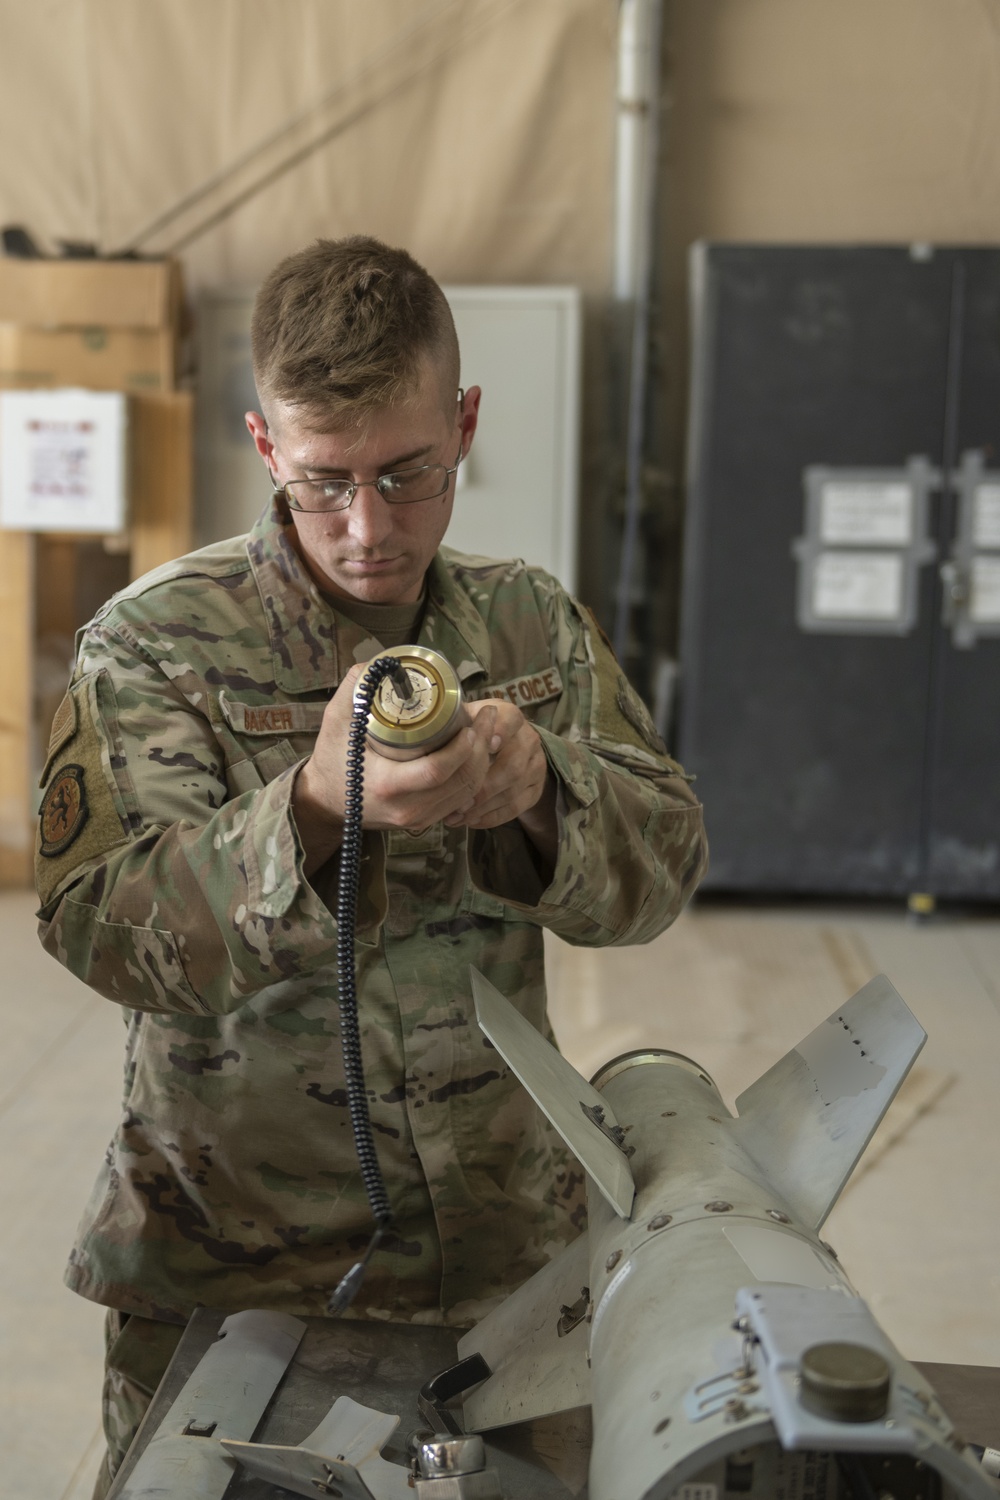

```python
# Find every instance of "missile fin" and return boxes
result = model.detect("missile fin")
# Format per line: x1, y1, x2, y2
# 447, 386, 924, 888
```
734, 973, 926, 1230
470, 966, 635, 1218
458, 1231, 591, 1431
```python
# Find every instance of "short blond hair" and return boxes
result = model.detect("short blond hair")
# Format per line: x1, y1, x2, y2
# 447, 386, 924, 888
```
251, 236, 459, 425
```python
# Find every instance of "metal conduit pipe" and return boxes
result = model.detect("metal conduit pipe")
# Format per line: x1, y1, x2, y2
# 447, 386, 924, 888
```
611, 0, 664, 667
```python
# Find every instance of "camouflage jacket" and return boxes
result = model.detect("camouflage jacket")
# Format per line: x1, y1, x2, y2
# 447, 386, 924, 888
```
36, 502, 706, 1328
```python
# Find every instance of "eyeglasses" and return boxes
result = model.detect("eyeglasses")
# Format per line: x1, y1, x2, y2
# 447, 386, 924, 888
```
272, 392, 466, 515
277, 446, 462, 513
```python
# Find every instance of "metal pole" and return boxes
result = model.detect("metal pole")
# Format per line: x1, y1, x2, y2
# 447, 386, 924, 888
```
612, 0, 664, 667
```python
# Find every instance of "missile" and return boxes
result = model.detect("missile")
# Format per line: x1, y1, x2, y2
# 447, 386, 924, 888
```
458, 969, 995, 1500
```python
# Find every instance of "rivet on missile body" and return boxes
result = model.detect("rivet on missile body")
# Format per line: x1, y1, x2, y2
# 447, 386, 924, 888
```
605, 1249, 622, 1272
647, 1212, 673, 1231
767, 1209, 790, 1223
705, 1200, 733, 1213
798, 1342, 891, 1423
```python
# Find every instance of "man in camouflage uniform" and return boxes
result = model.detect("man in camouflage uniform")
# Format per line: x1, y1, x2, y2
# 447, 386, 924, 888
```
35, 237, 707, 1495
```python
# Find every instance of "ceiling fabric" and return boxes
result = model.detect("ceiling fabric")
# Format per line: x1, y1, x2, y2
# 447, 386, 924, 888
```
0, 1, 616, 295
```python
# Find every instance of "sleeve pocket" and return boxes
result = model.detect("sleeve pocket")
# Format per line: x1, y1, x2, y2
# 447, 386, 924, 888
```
59, 897, 209, 1016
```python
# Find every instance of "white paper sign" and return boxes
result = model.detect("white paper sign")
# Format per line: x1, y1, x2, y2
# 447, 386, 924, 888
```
819, 482, 913, 545
812, 550, 904, 620
971, 555, 1000, 623
0, 388, 127, 533
973, 484, 1000, 549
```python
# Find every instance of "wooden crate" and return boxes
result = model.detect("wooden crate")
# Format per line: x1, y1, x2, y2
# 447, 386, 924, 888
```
0, 391, 193, 890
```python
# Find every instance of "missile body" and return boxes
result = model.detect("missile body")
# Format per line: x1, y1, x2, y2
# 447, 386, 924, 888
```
585, 1052, 852, 1500
460, 972, 995, 1500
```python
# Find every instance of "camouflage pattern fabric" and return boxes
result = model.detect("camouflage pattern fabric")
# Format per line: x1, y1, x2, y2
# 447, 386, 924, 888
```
36, 499, 707, 1332
92, 1309, 184, 1498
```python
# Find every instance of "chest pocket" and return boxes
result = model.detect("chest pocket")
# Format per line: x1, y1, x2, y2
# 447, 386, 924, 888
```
227, 738, 306, 794
385, 825, 445, 857
218, 694, 326, 795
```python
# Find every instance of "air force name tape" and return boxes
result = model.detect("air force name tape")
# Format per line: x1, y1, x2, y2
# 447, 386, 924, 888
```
469, 667, 562, 709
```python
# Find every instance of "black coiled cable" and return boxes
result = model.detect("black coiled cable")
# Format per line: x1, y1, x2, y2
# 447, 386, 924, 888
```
328, 656, 411, 1314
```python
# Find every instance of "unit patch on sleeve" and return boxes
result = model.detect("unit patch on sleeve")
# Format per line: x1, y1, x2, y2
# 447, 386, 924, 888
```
39, 764, 89, 858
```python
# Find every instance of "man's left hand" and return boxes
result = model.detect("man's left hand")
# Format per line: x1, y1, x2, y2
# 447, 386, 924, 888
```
446, 700, 558, 870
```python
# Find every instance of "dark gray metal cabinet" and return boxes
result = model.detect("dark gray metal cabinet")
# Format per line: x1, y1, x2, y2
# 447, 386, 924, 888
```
678, 245, 1000, 900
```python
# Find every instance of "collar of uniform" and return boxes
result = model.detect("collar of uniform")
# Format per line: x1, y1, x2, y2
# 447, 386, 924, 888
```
246, 502, 342, 691
246, 506, 493, 692
421, 551, 491, 685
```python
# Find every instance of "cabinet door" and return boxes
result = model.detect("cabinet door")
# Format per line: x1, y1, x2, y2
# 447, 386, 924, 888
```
680, 245, 953, 895
922, 250, 1000, 898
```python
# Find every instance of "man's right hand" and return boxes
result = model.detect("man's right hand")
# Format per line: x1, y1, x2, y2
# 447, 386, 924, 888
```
292, 662, 499, 876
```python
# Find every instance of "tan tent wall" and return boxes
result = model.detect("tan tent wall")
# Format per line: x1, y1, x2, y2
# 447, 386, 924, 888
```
0, 0, 618, 603
3, 0, 1000, 621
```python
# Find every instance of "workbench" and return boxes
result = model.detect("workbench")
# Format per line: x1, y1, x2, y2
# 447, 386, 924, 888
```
107, 1309, 1000, 1499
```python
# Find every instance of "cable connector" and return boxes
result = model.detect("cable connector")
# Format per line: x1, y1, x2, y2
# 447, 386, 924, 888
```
326, 1223, 393, 1316
327, 1261, 368, 1316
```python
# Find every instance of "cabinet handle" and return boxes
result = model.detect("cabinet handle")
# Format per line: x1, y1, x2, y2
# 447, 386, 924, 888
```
939, 560, 970, 626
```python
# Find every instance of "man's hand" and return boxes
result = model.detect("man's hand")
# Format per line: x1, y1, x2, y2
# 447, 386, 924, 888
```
448, 699, 558, 873
293, 663, 498, 875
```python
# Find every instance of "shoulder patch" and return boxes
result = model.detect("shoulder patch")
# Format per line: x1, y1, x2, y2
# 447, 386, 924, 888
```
615, 676, 669, 755
583, 607, 669, 757
42, 691, 78, 780
39, 764, 89, 857
35, 671, 132, 908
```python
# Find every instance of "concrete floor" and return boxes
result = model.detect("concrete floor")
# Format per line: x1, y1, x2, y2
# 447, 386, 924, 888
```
2, 889, 999, 1499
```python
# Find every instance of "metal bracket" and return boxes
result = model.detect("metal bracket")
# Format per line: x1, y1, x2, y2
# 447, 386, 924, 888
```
222, 1394, 410, 1500
735, 1285, 955, 1456
112, 1309, 306, 1500
418, 1354, 492, 1437
942, 449, 1000, 648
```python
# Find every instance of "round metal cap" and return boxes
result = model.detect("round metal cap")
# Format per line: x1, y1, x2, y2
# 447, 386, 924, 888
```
798, 1342, 891, 1423
417, 1433, 486, 1478
360, 646, 465, 760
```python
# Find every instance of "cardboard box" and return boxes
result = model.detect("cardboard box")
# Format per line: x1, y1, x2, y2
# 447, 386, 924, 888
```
0, 257, 181, 329
0, 257, 182, 392
129, 391, 194, 579
0, 324, 175, 391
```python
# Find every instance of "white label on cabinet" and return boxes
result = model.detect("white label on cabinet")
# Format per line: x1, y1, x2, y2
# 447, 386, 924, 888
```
812, 551, 904, 620
819, 482, 913, 545
973, 484, 1000, 549
971, 555, 1000, 623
